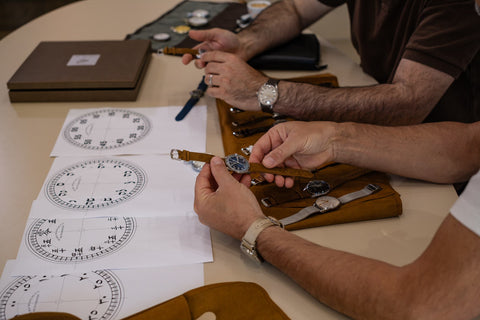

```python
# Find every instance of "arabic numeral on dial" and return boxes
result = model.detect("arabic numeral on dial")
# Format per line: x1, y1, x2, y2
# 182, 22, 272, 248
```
84, 139, 92, 145
137, 125, 144, 131
123, 113, 130, 119
97, 163, 105, 169
133, 118, 140, 123
56, 182, 65, 186
100, 141, 107, 147
123, 171, 132, 177
71, 127, 79, 132
85, 198, 95, 205
58, 190, 67, 196
74, 134, 82, 140
80, 119, 88, 124
108, 111, 115, 116
116, 138, 124, 144
93, 114, 100, 119
129, 133, 137, 138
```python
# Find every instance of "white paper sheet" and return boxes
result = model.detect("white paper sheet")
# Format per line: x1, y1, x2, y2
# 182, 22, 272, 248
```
50, 106, 207, 157
0, 260, 204, 320
13, 213, 212, 274
30, 155, 200, 219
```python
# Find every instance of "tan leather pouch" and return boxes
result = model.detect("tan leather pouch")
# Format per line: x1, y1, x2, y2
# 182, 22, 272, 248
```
13, 282, 290, 320
216, 73, 402, 230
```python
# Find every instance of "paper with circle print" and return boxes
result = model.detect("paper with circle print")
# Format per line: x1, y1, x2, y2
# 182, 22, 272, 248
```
14, 214, 212, 274
0, 260, 204, 320
30, 155, 198, 219
50, 106, 207, 156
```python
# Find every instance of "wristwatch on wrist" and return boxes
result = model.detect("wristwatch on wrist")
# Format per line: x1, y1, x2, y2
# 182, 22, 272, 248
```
279, 184, 382, 226
170, 149, 314, 178
240, 216, 284, 263
257, 78, 279, 114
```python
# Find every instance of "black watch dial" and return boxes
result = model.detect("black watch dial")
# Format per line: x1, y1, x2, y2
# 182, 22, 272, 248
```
303, 180, 330, 197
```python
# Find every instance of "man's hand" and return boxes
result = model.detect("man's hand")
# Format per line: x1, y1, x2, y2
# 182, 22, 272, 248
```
181, 28, 246, 68
194, 157, 265, 240
200, 51, 268, 110
250, 121, 337, 187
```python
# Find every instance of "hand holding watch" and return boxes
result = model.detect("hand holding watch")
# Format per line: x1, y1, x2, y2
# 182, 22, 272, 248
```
170, 149, 314, 178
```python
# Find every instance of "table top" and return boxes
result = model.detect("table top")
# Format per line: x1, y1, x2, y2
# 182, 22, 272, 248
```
0, 0, 458, 319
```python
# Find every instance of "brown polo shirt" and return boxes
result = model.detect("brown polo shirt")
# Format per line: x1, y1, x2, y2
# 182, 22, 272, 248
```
320, 0, 480, 123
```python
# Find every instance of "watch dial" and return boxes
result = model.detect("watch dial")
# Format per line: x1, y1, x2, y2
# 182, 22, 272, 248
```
45, 158, 147, 211
258, 85, 278, 106
304, 180, 330, 196
314, 196, 341, 211
26, 217, 136, 263
224, 154, 250, 174
63, 109, 151, 150
0, 270, 123, 320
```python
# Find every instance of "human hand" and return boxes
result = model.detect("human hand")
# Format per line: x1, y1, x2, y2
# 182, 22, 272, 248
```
201, 51, 267, 110
194, 157, 265, 240
181, 28, 245, 68
250, 121, 337, 187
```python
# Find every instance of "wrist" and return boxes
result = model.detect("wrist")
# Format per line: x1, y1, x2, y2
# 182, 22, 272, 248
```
240, 216, 284, 263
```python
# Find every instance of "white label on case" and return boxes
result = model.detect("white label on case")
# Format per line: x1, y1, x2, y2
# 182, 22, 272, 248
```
67, 54, 101, 66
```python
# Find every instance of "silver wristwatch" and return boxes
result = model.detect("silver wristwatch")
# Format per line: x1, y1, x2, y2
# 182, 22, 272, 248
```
280, 184, 382, 226
257, 78, 279, 113
240, 216, 283, 263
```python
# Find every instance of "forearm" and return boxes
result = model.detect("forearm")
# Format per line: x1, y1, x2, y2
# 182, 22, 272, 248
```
257, 227, 406, 319
331, 121, 480, 183
275, 81, 431, 125
238, 0, 332, 60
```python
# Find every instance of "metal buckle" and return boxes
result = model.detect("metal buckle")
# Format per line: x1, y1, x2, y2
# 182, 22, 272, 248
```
260, 198, 274, 208
170, 149, 180, 160
189, 89, 204, 100
367, 184, 382, 193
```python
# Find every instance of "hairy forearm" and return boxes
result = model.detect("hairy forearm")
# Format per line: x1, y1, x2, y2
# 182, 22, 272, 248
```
238, 0, 303, 60
331, 121, 480, 183
257, 227, 406, 319
256, 215, 480, 319
275, 81, 431, 125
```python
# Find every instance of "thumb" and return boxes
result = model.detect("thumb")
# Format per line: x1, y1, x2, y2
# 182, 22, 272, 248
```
263, 138, 300, 168
209, 157, 236, 186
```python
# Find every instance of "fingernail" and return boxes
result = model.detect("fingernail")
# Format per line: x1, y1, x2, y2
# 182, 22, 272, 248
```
211, 157, 223, 165
263, 156, 275, 168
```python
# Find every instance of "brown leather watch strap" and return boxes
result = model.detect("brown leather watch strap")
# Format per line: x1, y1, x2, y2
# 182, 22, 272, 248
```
253, 164, 371, 207
162, 47, 199, 56
170, 149, 214, 163
249, 163, 314, 178
171, 149, 313, 178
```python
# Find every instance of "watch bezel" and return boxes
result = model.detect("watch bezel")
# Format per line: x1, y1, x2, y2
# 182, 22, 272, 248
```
224, 153, 250, 174
314, 196, 341, 212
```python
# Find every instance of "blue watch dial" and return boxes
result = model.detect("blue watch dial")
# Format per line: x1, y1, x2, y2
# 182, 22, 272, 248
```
224, 154, 250, 174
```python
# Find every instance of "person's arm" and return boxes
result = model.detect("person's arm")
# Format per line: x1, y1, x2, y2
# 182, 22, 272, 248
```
250, 121, 480, 185
256, 214, 480, 320
237, 0, 333, 60
194, 157, 480, 319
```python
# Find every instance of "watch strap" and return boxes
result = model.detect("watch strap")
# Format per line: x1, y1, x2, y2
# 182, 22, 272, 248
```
279, 184, 382, 226
256, 164, 371, 207
279, 205, 321, 226
249, 162, 314, 178
175, 76, 207, 121
170, 149, 214, 163
338, 184, 381, 204
171, 149, 313, 178
240, 216, 283, 262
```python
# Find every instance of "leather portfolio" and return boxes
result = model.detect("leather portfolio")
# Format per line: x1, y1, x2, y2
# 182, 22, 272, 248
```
7, 40, 151, 102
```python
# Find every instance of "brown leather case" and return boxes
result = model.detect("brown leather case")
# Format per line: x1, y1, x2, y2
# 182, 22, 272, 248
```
12, 282, 290, 320
7, 40, 151, 102
216, 73, 402, 230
